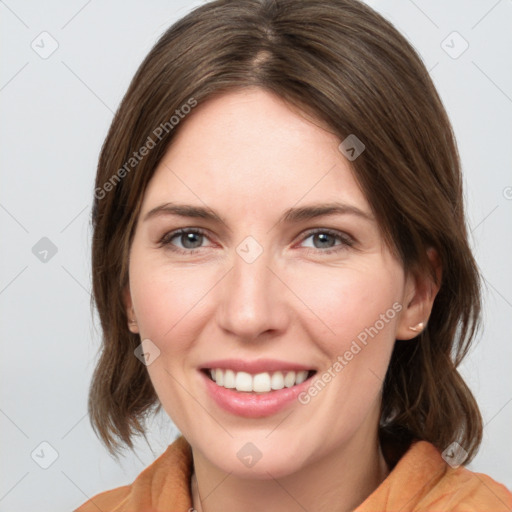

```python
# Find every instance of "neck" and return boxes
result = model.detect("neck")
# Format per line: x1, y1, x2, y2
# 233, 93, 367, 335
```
190, 431, 389, 512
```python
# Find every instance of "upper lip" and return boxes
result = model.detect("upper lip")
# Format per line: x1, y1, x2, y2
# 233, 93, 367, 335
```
200, 358, 315, 374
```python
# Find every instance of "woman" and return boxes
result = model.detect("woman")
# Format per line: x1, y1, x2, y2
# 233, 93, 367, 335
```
77, 0, 512, 510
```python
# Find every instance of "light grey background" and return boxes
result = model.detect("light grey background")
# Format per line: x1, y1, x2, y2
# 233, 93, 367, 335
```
1, 1, 511, 510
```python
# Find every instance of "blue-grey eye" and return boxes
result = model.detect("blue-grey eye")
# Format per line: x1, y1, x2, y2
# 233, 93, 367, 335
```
176, 231, 204, 249
302, 232, 340, 249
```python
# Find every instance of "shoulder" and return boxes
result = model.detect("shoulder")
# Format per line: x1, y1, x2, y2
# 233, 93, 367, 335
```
74, 485, 131, 512
426, 461, 512, 512
74, 435, 193, 512
356, 440, 512, 512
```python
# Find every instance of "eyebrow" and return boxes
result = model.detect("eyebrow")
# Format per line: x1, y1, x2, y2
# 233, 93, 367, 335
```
143, 202, 374, 224
144, 203, 224, 223
280, 203, 374, 223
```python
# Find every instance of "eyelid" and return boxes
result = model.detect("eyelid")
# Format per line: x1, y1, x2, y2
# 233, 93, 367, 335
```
158, 226, 355, 254
297, 227, 354, 245
158, 227, 213, 251
294, 228, 355, 253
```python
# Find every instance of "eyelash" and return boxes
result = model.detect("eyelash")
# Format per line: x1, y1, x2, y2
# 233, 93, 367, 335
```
158, 228, 355, 256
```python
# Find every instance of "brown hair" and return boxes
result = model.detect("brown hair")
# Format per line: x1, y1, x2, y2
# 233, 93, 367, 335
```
89, 0, 483, 460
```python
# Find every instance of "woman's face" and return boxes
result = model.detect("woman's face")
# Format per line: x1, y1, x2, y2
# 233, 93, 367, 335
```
126, 88, 421, 478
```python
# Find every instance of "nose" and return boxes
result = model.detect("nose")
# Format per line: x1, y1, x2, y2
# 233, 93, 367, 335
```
216, 246, 290, 342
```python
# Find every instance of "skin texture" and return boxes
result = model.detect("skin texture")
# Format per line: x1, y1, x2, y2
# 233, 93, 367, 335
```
124, 88, 440, 512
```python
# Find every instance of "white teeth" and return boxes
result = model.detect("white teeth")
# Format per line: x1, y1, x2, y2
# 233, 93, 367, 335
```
284, 371, 296, 388
271, 371, 285, 390
295, 370, 308, 385
208, 368, 311, 392
253, 372, 271, 392
224, 369, 236, 388
235, 371, 253, 392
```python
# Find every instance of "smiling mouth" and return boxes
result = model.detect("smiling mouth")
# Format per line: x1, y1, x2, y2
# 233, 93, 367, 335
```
202, 368, 317, 393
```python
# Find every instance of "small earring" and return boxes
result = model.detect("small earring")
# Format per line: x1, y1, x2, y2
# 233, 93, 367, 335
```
409, 321, 425, 333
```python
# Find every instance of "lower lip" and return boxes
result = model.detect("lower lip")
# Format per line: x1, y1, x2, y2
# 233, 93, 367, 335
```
200, 370, 315, 418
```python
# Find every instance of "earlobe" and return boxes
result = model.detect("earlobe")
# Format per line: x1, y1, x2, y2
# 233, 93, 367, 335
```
128, 314, 139, 333
395, 248, 441, 340
123, 285, 139, 334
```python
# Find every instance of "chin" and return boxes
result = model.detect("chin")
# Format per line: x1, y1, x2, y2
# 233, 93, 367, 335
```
194, 434, 314, 480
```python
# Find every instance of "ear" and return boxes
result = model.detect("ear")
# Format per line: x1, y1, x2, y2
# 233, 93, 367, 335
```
395, 247, 442, 340
123, 284, 139, 334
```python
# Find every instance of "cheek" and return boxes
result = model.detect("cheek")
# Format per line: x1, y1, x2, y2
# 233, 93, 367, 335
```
288, 261, 403, 360
129, 258, 219, 351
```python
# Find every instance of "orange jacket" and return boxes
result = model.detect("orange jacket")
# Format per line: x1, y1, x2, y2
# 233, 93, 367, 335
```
75, 435, 512, 511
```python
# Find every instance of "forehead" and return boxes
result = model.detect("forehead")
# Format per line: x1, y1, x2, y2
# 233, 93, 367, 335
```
141, 88, 369, 217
